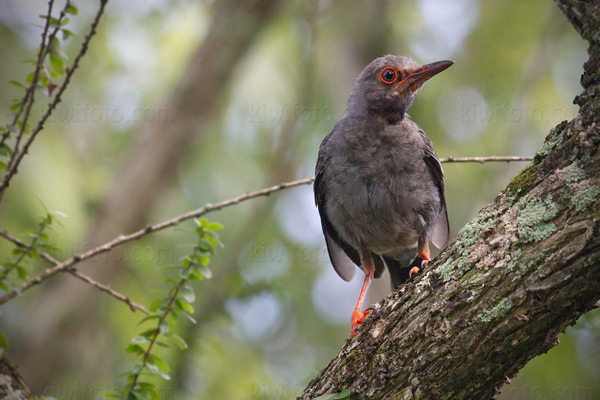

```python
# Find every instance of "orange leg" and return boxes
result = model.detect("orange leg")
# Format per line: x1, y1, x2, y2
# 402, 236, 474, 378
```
410, 238, 431, 278
350, 252, 375, 337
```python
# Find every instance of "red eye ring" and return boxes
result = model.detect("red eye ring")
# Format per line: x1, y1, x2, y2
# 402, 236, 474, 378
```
379, 67, 398, 84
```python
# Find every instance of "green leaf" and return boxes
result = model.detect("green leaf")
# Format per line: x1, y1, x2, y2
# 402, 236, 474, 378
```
9, 80, 24, 88
179, 268, 190, 279
0, 162, 8, 172
149, 353, 170, 374
125, 344, 145, 355
66, 4, 78, 15
131, 336, 150, 344
206, 221, 223, 231
175, 298, 194, 314
187, 269, 203, 281
179, 282, 195, 302
51, 210, 68, 218
183, 313, 197, 324
60, 17, 70, 26
50, 54, 64, 74
205, 234, 221, 248
196, 254, 210, 266
148, 299, 165, 313
137, 314, 160, 325
197, 263, 212, 279
167, 332, 187, 350
159, 319, 169, 335
139, 328, 157, 340
16, 265, 28, 279
61, 28, 74, 40
145, 362, 170, 381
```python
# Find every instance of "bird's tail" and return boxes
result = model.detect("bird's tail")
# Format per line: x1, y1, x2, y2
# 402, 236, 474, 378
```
383, 255, 424, 290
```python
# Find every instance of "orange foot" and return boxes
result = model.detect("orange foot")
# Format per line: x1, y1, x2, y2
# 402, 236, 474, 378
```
350, 307, 373, 337
409, 266, 420, 278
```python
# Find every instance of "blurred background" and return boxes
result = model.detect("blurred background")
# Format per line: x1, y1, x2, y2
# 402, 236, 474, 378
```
0, 0, 598, 399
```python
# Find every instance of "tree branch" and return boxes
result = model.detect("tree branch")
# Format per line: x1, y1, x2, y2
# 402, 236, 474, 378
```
297, 2, 600, 398
0, 0, 108, 202
0, 230, 149, 314
0, 156, 531, 306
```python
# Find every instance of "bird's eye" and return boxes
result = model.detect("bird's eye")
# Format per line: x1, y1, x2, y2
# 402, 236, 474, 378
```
379, 67, 398, 84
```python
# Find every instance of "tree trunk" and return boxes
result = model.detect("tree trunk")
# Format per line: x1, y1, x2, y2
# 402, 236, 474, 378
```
0, 355, 33, 400
298, 1, 600, 399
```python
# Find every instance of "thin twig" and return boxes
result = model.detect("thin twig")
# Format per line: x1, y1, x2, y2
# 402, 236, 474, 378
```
440, 156, 533, 163
0, 0, 55, 150
0, 155, 533, 306
0, 0, 109, 202
127, 277, 182, 395
0, 229, 58, 265
9, 1, 71, 166
0, 229, 149, 314
0, 218, 47, 281
67, 268, 150, 314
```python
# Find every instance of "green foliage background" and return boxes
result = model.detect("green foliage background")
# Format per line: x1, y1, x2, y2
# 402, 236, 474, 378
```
0, 0, 597, 399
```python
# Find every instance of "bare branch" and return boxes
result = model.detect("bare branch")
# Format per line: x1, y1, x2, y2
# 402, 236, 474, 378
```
0, 218, 48, 281
66, 268, 150, 314
0, 0, 109, 202
0, 0, 55, 150
0, 229, 58, 265
0, 229, 149, 314
9, 1, 72, 165
440, 156, 533, 163
0, 155, 533, 305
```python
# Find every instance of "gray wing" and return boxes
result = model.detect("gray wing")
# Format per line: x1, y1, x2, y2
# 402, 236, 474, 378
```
315, 133, 357, 281
421, 132, 450, 248
314, 132, 385, 281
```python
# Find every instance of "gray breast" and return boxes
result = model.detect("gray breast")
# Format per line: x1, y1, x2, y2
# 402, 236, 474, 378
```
323, 119, 440, 257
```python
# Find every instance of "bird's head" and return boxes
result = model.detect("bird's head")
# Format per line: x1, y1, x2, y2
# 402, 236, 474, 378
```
347, 55, 453, 124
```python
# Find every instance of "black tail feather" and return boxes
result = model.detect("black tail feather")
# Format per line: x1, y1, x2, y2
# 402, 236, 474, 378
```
384, 255, 424, 290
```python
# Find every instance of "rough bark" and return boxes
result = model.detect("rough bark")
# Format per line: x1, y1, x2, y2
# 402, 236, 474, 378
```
298, 1, 600, 399
0, 355, 33, 400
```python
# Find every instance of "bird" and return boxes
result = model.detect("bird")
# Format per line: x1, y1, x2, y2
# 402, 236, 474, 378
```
314, 55, 452, 337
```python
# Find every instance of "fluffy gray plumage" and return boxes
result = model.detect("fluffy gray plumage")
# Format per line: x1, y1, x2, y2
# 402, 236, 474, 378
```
314, 55, 451, 289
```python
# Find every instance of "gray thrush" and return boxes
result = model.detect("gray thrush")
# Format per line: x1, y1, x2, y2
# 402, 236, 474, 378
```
314, 55, 452, 337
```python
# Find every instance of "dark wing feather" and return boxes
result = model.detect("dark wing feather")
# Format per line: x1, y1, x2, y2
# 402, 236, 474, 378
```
315, 133, 385, 281
421, 132, 450, 248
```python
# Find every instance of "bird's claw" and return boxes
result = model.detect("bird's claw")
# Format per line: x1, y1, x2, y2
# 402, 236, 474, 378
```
350, 307, 373, 337
409, 266, 420, 278
410, 257, 430, 278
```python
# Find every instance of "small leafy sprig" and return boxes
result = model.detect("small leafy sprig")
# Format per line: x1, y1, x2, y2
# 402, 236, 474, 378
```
0, 210, 63, 291
109, 218, 223, 400
0, 0, 107, 204
0, 1, 78, 173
